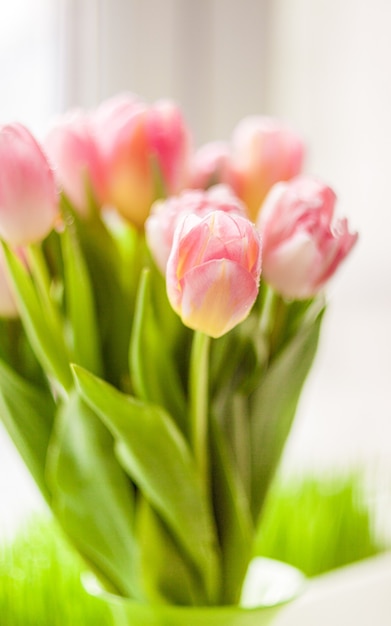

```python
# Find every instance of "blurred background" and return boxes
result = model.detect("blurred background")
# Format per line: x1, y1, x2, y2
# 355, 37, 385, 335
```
0, 0, 390, 534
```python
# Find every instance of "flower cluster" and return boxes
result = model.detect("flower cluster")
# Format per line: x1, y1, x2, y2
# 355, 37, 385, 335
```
0, 93, 357, 607
0, 93, 356, 331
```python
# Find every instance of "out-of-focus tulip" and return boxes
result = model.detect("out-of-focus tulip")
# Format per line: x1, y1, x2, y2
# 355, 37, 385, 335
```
188, 141, 233, 190
166, 210, 262, 338
146, 184, 247, 274
230, 116, 305, 221
0, 248, 18, 318
257, 175, 358, 299
44, 110, 105, 216
93, 94, 191, 229
0, 124, 59, 246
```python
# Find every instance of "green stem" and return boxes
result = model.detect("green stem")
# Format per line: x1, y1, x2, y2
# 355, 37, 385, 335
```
189, 331, 211, 494
27, 243, 63, 338
258, 284, 277, 337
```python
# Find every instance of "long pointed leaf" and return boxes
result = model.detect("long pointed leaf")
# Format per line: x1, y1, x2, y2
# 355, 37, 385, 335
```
1, 242, 72, 393
0, 359, 55, 503
47, 390, 141, 599
130, 269, 187, 432
210, 416, 254, 604
249, 307, 324, 522
72, 364, 220, 604
61, 224, 103, 375
136, 498, 207, 605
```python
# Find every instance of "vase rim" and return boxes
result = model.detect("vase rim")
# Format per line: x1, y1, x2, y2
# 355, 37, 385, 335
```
82, 556, 306, 614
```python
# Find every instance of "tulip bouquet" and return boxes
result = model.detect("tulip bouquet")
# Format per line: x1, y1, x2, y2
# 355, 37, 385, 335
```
0, 94, 357, 609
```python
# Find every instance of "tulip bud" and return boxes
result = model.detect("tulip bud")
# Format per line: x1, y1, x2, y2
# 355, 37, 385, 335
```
231, 116, 304, 221
257, 176, 358, 299
93, 94, 191, 228
166, 210, 262, 338
44, 110, 104, 216
0, 124, 59, 245
188, 141, 233, 190
146, 184, 247, 274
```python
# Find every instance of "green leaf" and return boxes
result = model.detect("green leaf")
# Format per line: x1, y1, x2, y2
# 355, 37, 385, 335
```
61, 223, 103, 376
0, 358, 55, 503
67, 206, 133, 389
72, 364, 221, 604
129, 269, 187, 432
1, 242, 72, 393
136, 498, 207, 605
47, 390, 141, 599
210, 416, 254, 604
249, 305, 325, 523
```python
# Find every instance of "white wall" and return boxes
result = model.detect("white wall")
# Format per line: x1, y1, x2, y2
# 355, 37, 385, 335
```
263, 1, 391, 477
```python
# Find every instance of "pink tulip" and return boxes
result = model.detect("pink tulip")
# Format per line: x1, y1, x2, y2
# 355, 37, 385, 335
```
0, 124, 59, 246
166, 210, 262, 338
93, 94, 191, 228
230, 116, 305, 221
44, 110, 105, 216
146, 184, 247, 274
188, 141, 233, 190
257, 176, 358, 299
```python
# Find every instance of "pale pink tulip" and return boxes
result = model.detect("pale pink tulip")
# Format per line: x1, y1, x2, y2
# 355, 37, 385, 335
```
166, 210, 262, 338
188, 141, 233, 190
231, 116, 304, 221
44, 110, 105, 216
257, 176, 358, 299
146, 184, 247, 273
93, 94, 191, 228
0, 124, 59, 245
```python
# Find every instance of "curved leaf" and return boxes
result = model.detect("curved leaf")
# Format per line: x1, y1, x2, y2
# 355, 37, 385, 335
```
130, 269, 187, 432
61, 223, 103, 376
72, 364, 221, 604
47, 390, 141, 599
210, 416, 254, 604
0, 358, 55, 503
249, 307, 325, 522
1, 242, 72, 393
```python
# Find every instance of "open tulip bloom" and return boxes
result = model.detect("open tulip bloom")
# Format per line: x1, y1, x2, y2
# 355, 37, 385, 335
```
0, 98, 357, 607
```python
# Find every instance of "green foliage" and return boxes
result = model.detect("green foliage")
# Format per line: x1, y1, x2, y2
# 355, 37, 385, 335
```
73, 365, 221, 605
0, 193, 355, 606
0, 517, 110, 626
254, 474, 384, 576
0, 474, 385, 625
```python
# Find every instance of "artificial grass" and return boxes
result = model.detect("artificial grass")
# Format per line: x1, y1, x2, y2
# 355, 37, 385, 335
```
0, 474, 386, 625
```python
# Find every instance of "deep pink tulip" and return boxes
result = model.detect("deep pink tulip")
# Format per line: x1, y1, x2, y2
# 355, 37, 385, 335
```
0, 124, 59, 245
230, 116, 305, 221
93, 94, 191, 228
257, 176, 358, 299
166, 210, 262, 338
44, 110, 105, 216
146, 184, 247, 274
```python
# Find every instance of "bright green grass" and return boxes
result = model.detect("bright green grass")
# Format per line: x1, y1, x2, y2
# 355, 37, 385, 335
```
0, 474, 386, 625
255, 474, 383, 576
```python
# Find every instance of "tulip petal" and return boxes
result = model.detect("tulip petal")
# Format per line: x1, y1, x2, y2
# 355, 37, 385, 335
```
178, 259, 259, 338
